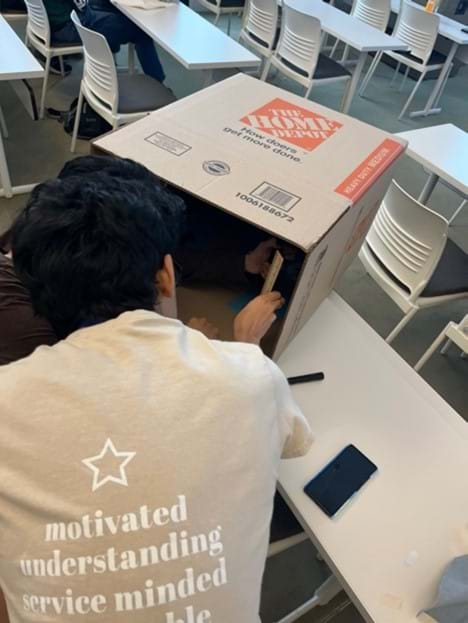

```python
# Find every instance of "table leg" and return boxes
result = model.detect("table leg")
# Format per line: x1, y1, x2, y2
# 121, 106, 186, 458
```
341, 51, 367, 115
409, 41, 458, 119
0, 132, 13, 199
418, 172, 439, 204
202, 69, 214, 88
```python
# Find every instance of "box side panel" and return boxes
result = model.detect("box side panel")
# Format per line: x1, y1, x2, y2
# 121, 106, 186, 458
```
272, 206, 358, 359
332, 158, 400, 284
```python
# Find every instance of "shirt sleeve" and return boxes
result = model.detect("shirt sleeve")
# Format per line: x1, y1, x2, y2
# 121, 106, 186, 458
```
265, 357, 314, 459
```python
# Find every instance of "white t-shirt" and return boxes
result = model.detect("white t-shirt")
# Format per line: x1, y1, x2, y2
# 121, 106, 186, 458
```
0, 311, 312, 623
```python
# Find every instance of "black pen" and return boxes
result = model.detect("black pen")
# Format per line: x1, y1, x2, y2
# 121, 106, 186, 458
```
287, 372, 325, 385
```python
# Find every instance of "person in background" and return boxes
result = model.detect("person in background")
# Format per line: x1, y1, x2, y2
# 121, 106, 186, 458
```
0, 230, 57, 366
76, 0, 166, 83
40, 0, 166, 83
43, 0, 82, 46
0, 169, 312, 623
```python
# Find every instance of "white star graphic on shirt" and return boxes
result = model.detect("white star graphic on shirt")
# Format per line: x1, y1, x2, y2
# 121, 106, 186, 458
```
82, 439, 136, 492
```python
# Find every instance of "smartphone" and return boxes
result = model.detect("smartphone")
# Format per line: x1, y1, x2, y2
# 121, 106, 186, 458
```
304, 445, 377, 518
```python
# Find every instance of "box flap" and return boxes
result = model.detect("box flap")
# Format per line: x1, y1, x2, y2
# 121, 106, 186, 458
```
95, 74, 406, 252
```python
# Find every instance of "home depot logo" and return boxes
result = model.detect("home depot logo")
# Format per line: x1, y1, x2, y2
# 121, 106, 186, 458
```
240, 98, 343, 151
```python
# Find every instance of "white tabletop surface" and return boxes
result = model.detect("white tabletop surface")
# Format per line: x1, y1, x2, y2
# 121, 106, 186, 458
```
0, 14, 44, 81
390, 0, 468, 46
114, 1, 260, 70
397, 124, 468, 197
278, 293, 468, 623
286, 0, 408, 52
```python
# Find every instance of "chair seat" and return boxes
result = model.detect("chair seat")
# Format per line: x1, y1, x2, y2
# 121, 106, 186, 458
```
205, 0, 245, 7
269, 492, 303, 543
422, 239, 468, 297
117, 73, 176, 114
389, 48, 446, 70
207, 0, 245, 6
314, 54, 352, 80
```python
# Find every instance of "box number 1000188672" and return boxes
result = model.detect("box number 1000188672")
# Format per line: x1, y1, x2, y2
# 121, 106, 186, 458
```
235, 192, 295, 222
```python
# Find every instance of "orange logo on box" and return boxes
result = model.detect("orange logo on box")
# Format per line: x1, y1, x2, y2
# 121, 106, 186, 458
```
240, 98, 343, 151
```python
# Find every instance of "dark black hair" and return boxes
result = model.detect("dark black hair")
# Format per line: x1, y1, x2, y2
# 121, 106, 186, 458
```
11, 167, 185, 338
58, 155, 165, 187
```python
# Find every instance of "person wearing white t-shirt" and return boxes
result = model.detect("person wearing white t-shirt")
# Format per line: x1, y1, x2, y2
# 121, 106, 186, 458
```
0, 162, 312, 623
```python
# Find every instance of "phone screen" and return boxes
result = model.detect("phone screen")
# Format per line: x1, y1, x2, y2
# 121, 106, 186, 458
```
304, 445, 377, 518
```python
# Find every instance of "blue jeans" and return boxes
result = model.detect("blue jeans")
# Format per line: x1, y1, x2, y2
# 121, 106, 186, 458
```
51, 21, 82, 45
80, 7, 165, 82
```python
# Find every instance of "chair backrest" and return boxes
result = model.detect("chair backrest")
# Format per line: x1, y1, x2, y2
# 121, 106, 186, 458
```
71, 11, 119, 115
273, 0, 321, 83
23, 0, 50, 47
240, 0, 278, 53
365, 180, 448, 299
393, 0, 439, 63
351, 0, 391, 31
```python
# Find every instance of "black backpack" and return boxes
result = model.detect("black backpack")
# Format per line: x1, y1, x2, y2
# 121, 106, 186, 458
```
63, 97, 112, 140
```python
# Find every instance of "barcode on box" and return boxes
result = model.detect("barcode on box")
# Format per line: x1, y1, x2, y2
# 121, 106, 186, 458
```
251, 182, 300, 213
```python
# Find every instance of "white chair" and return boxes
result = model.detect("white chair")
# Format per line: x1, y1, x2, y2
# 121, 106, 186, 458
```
359, 1, 445, 119
260, 0, 351, 106
330, 0, 391, 63
239, 0, 279, 65
415, 314, 468, 371
70, 11, 175, 153
23, 0, 82, 119
359, 180, 468, 343
197, 0, 245, 35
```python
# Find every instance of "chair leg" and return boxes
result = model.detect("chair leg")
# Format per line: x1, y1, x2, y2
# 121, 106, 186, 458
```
214, 11, 221, 24
330, 38, 340, 58
304, 80, 314, 99
398, 71, 425, 120
390, 62, 401, 87
359, 51, 382, 96
70, 88, 84, 153
59, 55, 65, 77
227, 13, 232, 35
386, 307, 418, 344
440, 337, 452, 355
448, 200, 467, 226
39, 55, 52, 119
260, 59, 272, 81
398, 65, 409, 92
0, 106, 8, 139
341, 44, 349, 64
414, 328, 450, 371
128, 43, 135, 74
274, 575, 342, 623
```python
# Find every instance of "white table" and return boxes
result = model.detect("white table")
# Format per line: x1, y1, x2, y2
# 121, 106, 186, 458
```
278, 292, 468, 623
390, 0, 468, 118
113, 1, 260, 84
0, 15, 44, 199
397, 124, 468, 205
287, 0, 408, 113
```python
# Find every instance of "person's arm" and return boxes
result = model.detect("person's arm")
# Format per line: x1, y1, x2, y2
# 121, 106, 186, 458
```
0, 589, 10, 623
265, 357, 314, 459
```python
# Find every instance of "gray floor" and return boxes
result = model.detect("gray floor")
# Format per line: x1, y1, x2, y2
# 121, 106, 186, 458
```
1, 16, 467, 623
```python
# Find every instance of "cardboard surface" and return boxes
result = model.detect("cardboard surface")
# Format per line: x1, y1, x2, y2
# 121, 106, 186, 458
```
93, 75, 406, 357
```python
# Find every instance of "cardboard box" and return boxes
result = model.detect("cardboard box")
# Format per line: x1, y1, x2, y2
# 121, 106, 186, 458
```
93, 74, 406, 359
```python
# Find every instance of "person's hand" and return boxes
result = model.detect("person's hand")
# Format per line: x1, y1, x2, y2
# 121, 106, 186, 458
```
187, 317, 219, 339
234, 292, 284, 345
244, 238, 277, 277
